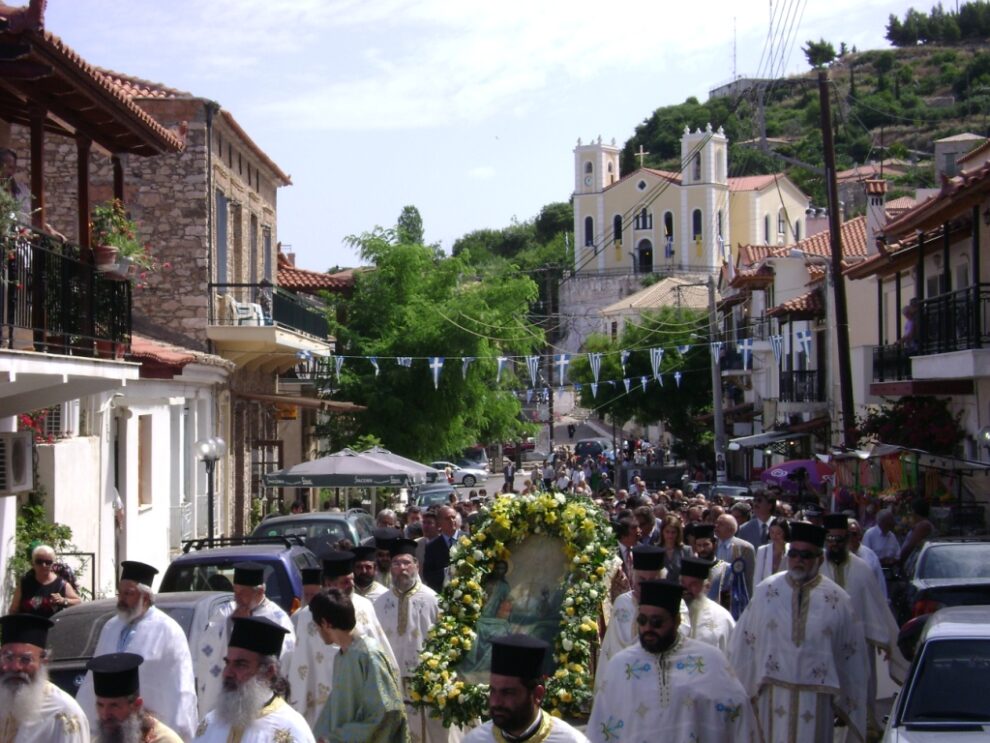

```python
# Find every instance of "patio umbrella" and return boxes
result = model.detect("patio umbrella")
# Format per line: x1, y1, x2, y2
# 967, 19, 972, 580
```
761, 458, 834, 493
263, 448, 419, 488
362, 446, 439, 485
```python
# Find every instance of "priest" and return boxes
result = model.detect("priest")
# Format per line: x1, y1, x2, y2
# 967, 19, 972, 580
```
463, 635, 588, 743
374, 538, 454, 743
193, 616, 313, 742
678, 556, 735, 654
352, 545, 388, 602
283, 551, 396, 727
194, 562, 296, 718
596, 544, 666, 685
86, 652, 182, 742
729, 521, 870, 742
0, 613, 89, 742
75, 561, 197, 741
588, 580, 760, 742
692, 524, 731, 607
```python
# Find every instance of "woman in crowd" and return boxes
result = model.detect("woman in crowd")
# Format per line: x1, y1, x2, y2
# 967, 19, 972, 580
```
658, 514, 692, 582
8, 543, 81, 617
754, 517, 790, 585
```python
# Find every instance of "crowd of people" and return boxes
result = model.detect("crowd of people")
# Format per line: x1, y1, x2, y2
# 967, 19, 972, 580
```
0, 455, 925, 742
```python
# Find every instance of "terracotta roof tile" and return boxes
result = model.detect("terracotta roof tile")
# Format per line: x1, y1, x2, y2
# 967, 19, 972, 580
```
885, 196, 917, 212
729, 264, 774, 289
881, 159, 990, 237
728, 174, 781, 192
767, 288, 824, 318
737, 244, 776, 268
768, 215, 868, 265
128, 334, 234, 376
277, 253, 356, 292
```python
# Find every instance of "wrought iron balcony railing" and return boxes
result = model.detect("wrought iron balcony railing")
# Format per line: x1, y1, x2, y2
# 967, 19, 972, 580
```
1, 228, 131, 355
209, 282, 329, 340
918, 284, 990, 355
872, 344, 913, 382
779, 369, 824, 402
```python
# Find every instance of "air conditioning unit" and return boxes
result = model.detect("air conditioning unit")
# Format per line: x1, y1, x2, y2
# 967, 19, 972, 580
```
0, 431, 34, 496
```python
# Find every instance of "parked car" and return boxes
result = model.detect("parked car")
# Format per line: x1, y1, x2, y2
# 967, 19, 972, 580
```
159, 537, 319, 615
883, 605, 990, 741
430, 461, 488, 487
251, 509, 375, 552
574, 437, 612, 460
710, 483, 752, 502
47, 591, 231, 697
460, 446, 490, 470
411, 481, 457, 508
502, 439, 536, 459
454, 457, 491, 473
891, 538, 990, 627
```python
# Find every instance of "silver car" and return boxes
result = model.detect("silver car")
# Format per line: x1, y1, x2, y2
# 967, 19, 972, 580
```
883, 605, 990, 741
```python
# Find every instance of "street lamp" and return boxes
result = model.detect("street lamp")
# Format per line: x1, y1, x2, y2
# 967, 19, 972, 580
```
195, 436, 226, 548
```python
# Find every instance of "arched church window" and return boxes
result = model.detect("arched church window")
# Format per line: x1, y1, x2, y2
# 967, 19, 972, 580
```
584, 216, 594, 246
613, 215, 623, 245
693, 152, 701, 181
692, 209, 703, 240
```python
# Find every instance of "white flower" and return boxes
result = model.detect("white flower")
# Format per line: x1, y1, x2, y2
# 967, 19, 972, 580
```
564, 597, 574, 607
473, 550, 484, 561
554, 493, 567, 505
589, 589, 599, 599
561, 638, 574, 651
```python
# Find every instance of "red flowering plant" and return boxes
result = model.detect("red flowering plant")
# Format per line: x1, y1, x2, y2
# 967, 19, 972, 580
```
856, 396, 964, 456
18, 409, 54, 444
90, 199, 170, 288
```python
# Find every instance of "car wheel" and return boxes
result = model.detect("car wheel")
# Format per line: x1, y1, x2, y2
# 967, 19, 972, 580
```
462, 475, 476, 487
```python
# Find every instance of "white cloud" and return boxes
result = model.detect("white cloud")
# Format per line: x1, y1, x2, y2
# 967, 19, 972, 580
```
468, 166, 495, 180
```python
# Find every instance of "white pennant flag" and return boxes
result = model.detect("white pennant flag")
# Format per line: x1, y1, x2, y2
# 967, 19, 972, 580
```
588, 352, 602, 384
526, 355, 540, 387
737, 337, 753, 370
640, 376, 648, 393
711, 340, 723, 358
526, 389, 533, 404
674, 371, 682, 387
554, 354, 571, 386
428, 356, 444, 389
769, 335, 784, 364
396, 357, 412, 368
334, 355, 344, 378
462, 357, 475, 379
623, 378, 631, 393
620, 349, 630, 376
496, 357, 509, 383
796, 330, 813, 358
369, 356, 379, 377
590, 382, 598, 399
650, 347, 664, 381
677, 345, 691, 355
656, 373, 663, 387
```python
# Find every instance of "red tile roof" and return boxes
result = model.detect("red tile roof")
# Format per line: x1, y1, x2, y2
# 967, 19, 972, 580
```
728, 174, 781, 192
886, 196, 917, 212
729, 264, 774, 289
737, 244, 776, 268
277, 253, 356, 292
881, 160, 990, 238
767, 288, 824, 318
770, 215, 868, 265
128, 334, 234, 377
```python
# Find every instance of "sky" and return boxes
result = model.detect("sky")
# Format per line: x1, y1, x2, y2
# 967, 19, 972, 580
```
46, 0, 922, 272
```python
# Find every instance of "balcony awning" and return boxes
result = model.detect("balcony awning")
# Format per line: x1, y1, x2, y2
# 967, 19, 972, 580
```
237, 391, 366, 414
728, 431, 807, 450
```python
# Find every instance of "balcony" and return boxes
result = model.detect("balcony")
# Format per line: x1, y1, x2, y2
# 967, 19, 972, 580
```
779, 370, 825, 403
2, 228, 131, 355
206, 282, 332, 373
872, 344, 912, 382
918, 284, 990, 355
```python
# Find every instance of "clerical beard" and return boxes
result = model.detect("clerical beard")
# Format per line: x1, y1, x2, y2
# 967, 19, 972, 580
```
0, 664, 48, 726
216, 674, 272, 728
117, 602, 145, 623
639, 628, 678, 654
826, 547, 847, 565
98, 712, 147, 743
354, 572, 374, 589
393, 572, 417, 593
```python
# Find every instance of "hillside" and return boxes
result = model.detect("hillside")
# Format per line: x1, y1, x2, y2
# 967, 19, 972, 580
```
624, 44, 990, 210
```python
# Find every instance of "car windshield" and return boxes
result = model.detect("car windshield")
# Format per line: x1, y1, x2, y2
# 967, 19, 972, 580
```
901, 638, 990, 722
256, 520, 349, 545
162, 561, 283, 607
918, 544, 990, 580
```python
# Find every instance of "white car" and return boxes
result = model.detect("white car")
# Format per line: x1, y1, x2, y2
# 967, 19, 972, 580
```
429, 460, 487, 487
883, 605, 990, 741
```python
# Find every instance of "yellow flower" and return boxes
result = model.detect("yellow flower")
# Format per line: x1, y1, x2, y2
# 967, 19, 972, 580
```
565, 607, 575, 616
427, 659, 439, 669
410, 690, 422, 702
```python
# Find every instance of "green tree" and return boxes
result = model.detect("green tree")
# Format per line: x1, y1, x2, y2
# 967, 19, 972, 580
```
803, 38, 836, 69
322, 219, 543, 460
533, 201, 573, 244
397, 205, 425, 246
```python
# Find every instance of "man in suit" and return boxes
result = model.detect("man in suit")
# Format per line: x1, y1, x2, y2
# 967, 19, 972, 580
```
422, 505, 461, 592
736, 491, 777, 549
714, 513, 755, 595
614, 516, 641, 583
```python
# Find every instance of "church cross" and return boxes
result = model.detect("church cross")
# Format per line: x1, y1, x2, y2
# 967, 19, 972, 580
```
635, 145, 650, 168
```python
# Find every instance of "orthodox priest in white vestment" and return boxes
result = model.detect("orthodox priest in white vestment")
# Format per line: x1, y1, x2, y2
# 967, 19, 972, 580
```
678, 556, 735, 654
375, 538, 459, 743
194, 563, 296, 719
729, 522, 870, 743
74, 561, 197, 741
282, 551, 398, 727
588, 580, 760, 743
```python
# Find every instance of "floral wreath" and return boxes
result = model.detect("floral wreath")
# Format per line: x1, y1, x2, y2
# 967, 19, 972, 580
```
410, 491, 615, 727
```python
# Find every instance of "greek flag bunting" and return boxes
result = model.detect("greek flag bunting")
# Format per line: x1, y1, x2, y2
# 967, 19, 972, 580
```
334, 355, 344, 377
674, 371, 683, 387
711, 341, 723, 358
737, 337, 753, 370
369, 356, 379, 377
496, 357, 509, 383
640, 376, 648, 393
461, 356, 475, 379
428, 357, 444, 389
526, 355, 540, 387
588, 352, 602, 384
620, 349, 630, 376
623, 378, 631, 393
650, 347, 664, 381
796, 330, 813, 358
554, 353, 571, 386
769, 335, 784, 364
526, 389, 533, 404
677, 345, 691, 355
396, 357, 412, 368
591, 382, 598, 399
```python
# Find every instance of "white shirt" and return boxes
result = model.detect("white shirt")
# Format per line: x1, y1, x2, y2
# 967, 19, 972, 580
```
862, 525, 901, 561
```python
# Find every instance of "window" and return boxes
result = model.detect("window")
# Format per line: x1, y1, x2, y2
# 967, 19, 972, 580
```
944, 153, 957, 178
584, 161, 593, 174
138, 414, 152, 507
795, 220, 802, 241
956, 261, 970, 289
613, 215, 623, 245
611, 321, 618, 341
215, 190, 228, 289
692, 209, 703, 240
584, 216, 594, 247
777, 209, 787, 236
664, 212, 674, 258
607, 162, 615, 184
249, 213, 259, 285
634, 208, 652, 230
717, 210, 724, 239
764, 214, 771, 243
263, 227, 273, 281
692, 152, 701, 181
637, 180, 647, 191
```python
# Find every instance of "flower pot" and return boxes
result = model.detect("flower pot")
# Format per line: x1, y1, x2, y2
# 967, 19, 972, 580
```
94, 244, 119, 272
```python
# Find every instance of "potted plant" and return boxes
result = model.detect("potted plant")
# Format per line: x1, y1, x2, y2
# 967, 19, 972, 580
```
90, 199, 146, 272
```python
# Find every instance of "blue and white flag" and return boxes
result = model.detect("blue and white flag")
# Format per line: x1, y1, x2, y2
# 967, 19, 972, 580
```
334, 355, 344, 378
369, 356, 379, 377
650, 347, 664, 381
623, 378, 631, 393
588, 352, 602, 384
656, 373, 663, 387
620, 349, 630, 376
769, 335, 784, 364
796, 330, 813, 358
496, 357, 509, 383
526, 355, 540, 387
674, 371, 682, 387
591, 382, 598, 399
526, 389, 533, 404
462, 356, 475, 379
737, 337, 753, 370
554, 353, 571, 386
664, 234, 674, 258
428, 356, 444, 389
711, 340, 723, 358
640, 376, 648, 393
574, 383, 582, 393
677, 345, 691, 355
396, 356, 412, 368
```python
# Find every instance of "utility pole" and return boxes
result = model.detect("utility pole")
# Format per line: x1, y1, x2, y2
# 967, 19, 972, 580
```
709, 275, 727, 483
818, 69, 857, 449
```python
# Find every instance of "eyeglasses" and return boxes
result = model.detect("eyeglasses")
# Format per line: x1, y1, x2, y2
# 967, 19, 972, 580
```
787, 548, 821, 560
0, 651, 38, 666
636, 614, 666, 628
34, 559, 53, 566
